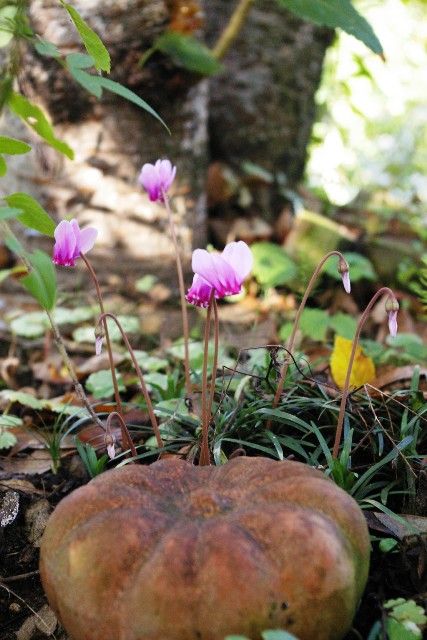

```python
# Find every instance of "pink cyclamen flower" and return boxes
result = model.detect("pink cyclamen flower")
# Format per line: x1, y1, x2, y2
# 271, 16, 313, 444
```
52, 219, 97, 267
138, 159, 176, 202
186, 241, 253, 308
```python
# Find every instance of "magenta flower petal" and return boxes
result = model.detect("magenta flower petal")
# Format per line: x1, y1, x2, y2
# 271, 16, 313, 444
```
185, 274, 213, 307
192, 250, 241, 297
52, 219, 97, 267
139, 159, 176, 203
53, 220, 77, 266
221, 241, 253, 282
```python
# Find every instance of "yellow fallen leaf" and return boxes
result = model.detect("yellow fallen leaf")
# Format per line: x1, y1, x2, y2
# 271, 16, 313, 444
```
330, 335, 376, 390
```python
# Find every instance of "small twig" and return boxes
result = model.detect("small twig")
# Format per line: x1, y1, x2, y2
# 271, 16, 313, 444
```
212, 0, 255, 60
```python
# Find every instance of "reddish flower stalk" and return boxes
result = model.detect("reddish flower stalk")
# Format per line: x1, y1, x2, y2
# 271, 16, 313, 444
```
96, 312, 163, 450
272, 251, 350, 409
105, 411, 137, 460
162, 192, 192, 400
199, 291, 215, 466
332, 287, 399, 459
79, 254, 124, 419
139, 160, 191, 399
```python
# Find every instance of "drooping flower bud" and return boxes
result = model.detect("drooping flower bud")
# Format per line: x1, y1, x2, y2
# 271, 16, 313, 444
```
385, 297, 399, 337
94, 324, 105, 356
338, 257, 351, 294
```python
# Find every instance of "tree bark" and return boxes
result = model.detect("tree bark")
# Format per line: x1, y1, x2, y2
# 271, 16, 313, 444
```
1, 0, 333, 269
205, 0, 333, 183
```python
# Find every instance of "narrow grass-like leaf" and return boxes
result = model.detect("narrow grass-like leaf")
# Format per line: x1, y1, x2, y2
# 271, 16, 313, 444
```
60, 1, 110, 72
350, 436, 413, 499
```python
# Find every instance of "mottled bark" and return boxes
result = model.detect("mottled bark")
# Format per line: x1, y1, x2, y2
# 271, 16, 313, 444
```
206, 0, 333, 183
2, 0, 208, 273
1, 0, 332, 269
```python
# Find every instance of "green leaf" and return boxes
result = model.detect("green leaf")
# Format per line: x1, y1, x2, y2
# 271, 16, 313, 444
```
379, 538, 398, 553
0, 136, 31, 155
0, 414, 23, 428
328, 313, 357, 339
386, 617, 421, 640
0, 430, 17, 449
299, 308, 329, 341
34, 38, 60, 58
277, 0, 383, 56
0, 4, 17, 48
10, 311, 47, 337
0, 390, 45, 410
8, 92, 74, 159
0, 206, 23, 221
64, 56, 168, 130
252, 242, 297, 288
155, 31, 222, 76
85, 369, 125, 399
60, 1, 110, 72
323, 252, 377, 282
99, 78, 169, 132
0, 155, 6, 176
5, 192, 55, 236
21, 250, 57, 311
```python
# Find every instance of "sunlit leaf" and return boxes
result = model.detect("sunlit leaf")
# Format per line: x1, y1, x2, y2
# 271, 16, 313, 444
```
0, 4, 17, 48
277, 0, 383, 55
330, 335, 376, 389
8, 92, 74, 159
155, 31, 222, 76
0, 155, 6, 176
60, 1, 110, 72
5, 192, 55, 236
0, 136, 31, 155
21, 250, 57, 311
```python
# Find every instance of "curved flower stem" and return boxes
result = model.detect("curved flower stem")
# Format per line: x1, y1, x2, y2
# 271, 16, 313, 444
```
212, 0, 255, 60
105, 411, 137, 460
79, 254, 124, 418
97, 312, 163, 449
162, 193, 192, 400
208, 298, 219, 421
45, 310, 106, 432
272, 251, 349, 409
332, 287, 398, 459
199, 291, 214, 466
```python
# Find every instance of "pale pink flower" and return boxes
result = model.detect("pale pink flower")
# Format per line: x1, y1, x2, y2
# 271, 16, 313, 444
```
388, 309, 398, 337
341, 270, 351, 294
52, 219, 97, 267
186, 241, 253, 308
338, 257, 351, 294
138, 159, 176, 202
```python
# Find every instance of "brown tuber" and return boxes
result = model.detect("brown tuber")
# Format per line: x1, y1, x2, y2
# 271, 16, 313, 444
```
40, 457, 370, 640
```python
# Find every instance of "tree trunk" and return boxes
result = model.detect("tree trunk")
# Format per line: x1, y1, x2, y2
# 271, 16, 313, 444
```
205, 0, 333, 183
1, 0, 332, 270
2, 0, 209, 275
